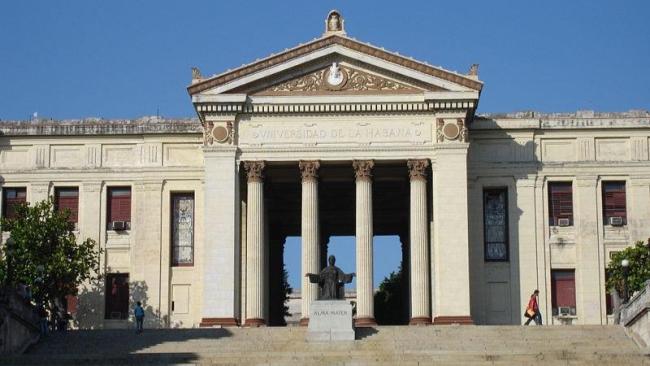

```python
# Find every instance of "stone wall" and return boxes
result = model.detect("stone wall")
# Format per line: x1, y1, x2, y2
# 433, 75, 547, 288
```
0, 287, 40, 355
619, 280, 650, 353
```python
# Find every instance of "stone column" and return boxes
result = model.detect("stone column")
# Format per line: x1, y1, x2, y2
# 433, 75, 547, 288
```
353, 160, 376, 326
244, 161, 266, 326
408, 159, 431, 325
299, 160, 320, 326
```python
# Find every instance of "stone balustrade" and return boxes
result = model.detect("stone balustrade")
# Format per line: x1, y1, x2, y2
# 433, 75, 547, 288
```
619, 280, 650, 353
0, 287, 40, 355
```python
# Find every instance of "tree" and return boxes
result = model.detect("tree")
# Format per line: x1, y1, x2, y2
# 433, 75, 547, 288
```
374, 263, 407, 325
281, 264, 293, 318
0, 199, 102, 311
606, 240, 650, 298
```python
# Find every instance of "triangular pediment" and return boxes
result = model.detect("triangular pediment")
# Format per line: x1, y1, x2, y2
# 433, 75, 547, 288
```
188, 35, 482, 97
246, 60, 437, 96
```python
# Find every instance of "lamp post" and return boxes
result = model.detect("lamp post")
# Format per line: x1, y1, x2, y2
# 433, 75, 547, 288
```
621, 259, 630, 303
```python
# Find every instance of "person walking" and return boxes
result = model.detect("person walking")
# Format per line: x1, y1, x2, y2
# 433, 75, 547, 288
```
134, 301, 145, 334
38, 305, 48, 336
524, 289, 542, 325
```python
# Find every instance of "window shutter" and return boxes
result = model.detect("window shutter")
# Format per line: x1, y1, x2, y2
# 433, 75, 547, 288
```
602, 181, 627, 222
549, 182, 573, 225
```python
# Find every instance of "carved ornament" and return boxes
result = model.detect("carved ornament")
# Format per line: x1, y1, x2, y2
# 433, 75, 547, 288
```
353, 160, 374, 181
244, 161, 266, 183
436, 119, 445, 143
202, 121, 234, 145
458, 118, 468, 142
259, 64, 418, 95
407, 159, 429, 181
299, 160, 320, 182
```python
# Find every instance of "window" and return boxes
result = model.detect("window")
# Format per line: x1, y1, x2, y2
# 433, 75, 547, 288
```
602, 181, 626, 225
55, 187, 79, 224
551, 269, 576, 316
2, 187, 27, 220
104, 273, 129, 320
171, 192, 195, 266
107, 187, 131, 230
548, 182, 573, 226
483, 188, 509, 261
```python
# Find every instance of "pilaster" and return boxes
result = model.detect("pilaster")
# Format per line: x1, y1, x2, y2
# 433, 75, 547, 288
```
432, 144, 473, 324
514, 175, 539, 324
200, 147, 240, 327
575, 175, 604, 324
133, 180, 165, 327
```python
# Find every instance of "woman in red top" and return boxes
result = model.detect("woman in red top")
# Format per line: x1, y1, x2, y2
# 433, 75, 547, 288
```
524, 289, 542, 325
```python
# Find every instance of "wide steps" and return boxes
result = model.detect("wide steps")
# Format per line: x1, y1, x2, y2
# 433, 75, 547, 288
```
3, 325, 647, 365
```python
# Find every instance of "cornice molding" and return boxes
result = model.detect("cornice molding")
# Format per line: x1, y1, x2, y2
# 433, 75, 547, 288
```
187, 35, 482, 95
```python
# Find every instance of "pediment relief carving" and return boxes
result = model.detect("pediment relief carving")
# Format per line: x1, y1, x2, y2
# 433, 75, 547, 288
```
252, 63, 427, 96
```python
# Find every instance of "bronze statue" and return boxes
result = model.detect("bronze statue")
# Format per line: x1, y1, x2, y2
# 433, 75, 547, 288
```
306, 255, 355, 300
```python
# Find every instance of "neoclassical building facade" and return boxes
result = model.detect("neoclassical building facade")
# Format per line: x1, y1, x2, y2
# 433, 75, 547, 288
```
1, 11, 649, 328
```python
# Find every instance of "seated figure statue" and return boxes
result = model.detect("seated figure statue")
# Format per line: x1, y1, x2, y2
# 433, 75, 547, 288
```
306, 255, 355, 300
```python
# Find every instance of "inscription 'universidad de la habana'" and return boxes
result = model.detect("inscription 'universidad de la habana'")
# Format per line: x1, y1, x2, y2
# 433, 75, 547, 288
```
239, 122, 431, 145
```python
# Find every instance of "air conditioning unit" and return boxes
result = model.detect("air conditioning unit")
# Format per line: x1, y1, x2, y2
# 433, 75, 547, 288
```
557, 218, 571, 227
111, 221, 126, 231
609, 216, 624, 226
558, 306, 571, 316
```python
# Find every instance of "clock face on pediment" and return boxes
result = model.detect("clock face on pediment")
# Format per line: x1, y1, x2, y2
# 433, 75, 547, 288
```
241, 60, 438, 96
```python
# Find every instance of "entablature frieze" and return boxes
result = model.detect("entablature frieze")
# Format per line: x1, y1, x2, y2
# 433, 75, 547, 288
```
195, 99, 475, 116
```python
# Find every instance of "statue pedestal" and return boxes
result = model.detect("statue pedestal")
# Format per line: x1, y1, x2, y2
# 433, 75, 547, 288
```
307, 300, 355, 341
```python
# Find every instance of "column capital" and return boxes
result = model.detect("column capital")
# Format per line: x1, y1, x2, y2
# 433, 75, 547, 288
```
299, 160, 320, 182
353, 160, 374, 181
407, 159, 429, 181
243, 161, 266, 183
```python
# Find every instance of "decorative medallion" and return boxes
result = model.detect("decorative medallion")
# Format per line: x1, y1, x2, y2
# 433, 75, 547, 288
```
353, 160, 374, 181
212, 125, 229, 143
442, 122, 460, 140
203, 121, 234, 145
324, 62, 348, 90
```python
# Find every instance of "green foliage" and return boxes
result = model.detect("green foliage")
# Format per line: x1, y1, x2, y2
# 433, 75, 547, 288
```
0, 199, 102, 310
374, 263, 407, 325
281, 264, 292, 318
606, 240, 650, 297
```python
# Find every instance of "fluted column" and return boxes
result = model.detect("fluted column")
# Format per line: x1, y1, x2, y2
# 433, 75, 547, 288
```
299, 160, 320, 326
353, 160, 376, 326
408, 159, 431, 325
244, 161, 266, 326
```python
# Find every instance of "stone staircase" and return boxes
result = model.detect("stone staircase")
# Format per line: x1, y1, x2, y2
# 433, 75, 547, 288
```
2, 325, 648, 365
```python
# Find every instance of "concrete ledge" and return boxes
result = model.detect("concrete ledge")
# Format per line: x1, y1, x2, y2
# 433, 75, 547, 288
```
354, 317, 377, 327
199, 317, 239, 327
433, 316, 474, 325
243, 318, 266, 327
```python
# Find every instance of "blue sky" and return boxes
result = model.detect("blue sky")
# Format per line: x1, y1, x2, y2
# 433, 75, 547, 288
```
1, 1, 649, 289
